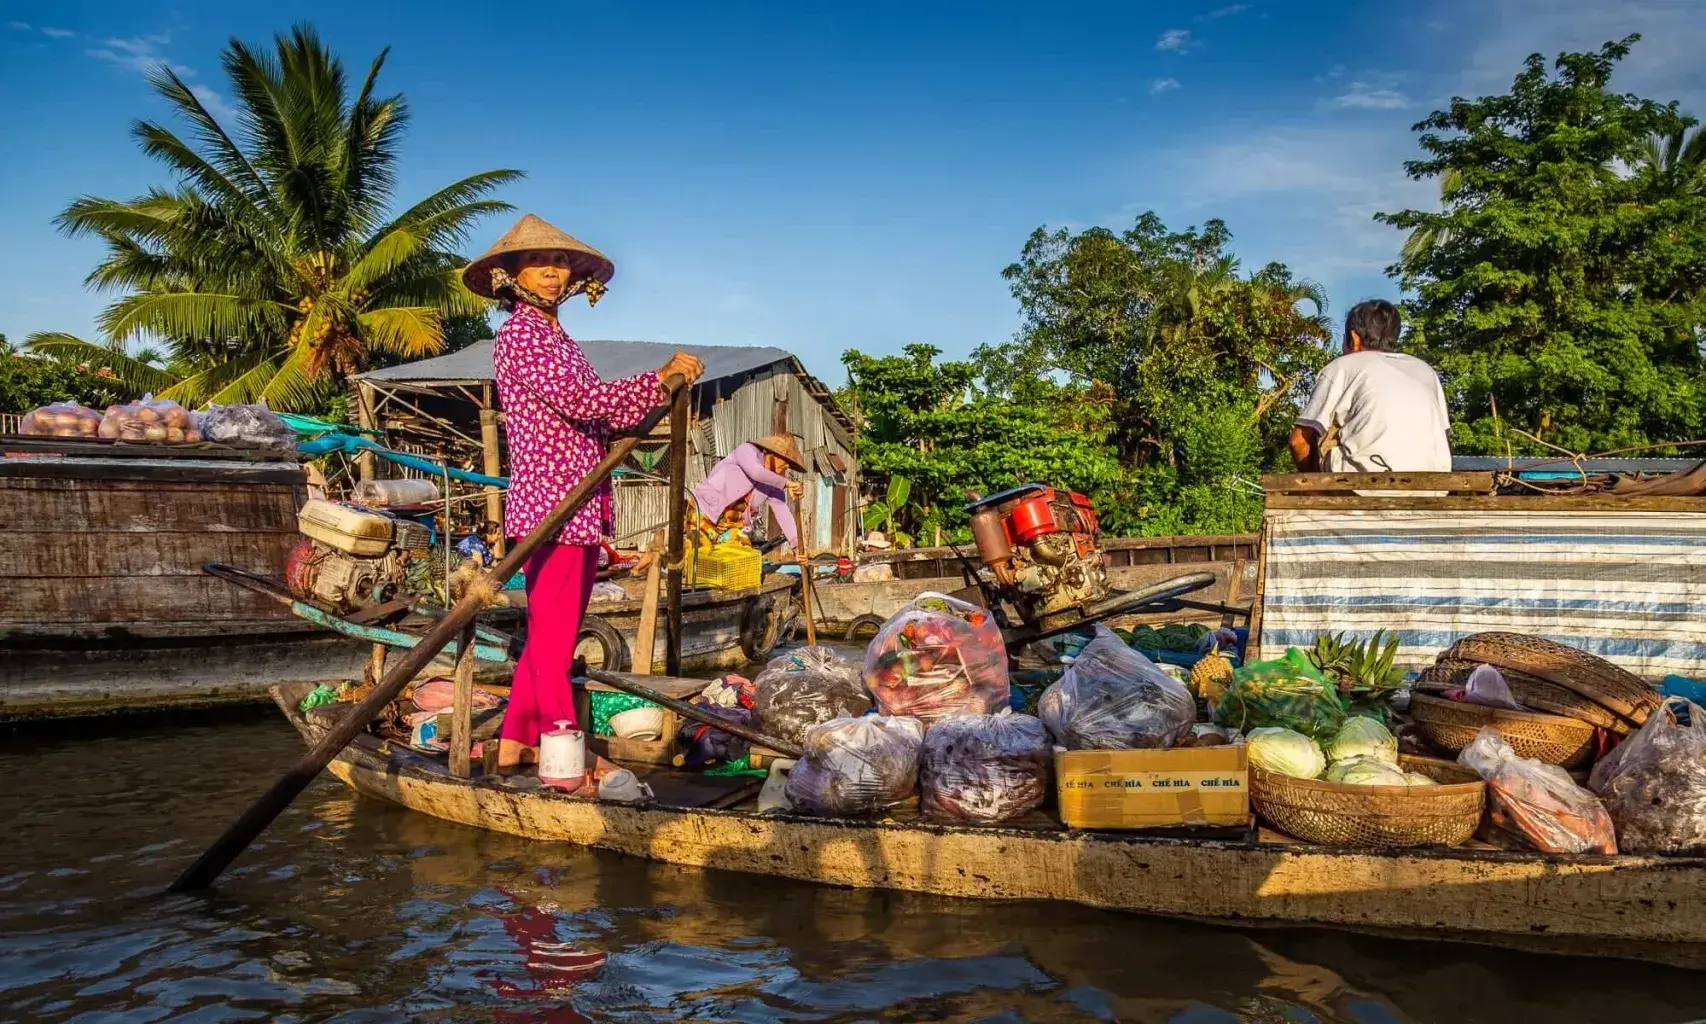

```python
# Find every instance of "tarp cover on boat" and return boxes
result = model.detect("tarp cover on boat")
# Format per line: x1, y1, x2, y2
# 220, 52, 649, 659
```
1258, 509, 1706, 680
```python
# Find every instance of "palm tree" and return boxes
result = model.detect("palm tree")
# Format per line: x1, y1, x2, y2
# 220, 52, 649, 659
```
1634, 125, 1706, 196
1399, 167, 1466, 264
28, 24, 519, 410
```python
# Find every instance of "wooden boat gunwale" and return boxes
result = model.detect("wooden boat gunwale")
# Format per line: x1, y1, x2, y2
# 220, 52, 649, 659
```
270, 682, 1706, 968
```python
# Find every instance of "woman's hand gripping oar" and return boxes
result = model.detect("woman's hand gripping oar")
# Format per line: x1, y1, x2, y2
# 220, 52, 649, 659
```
169, 377, 687, 893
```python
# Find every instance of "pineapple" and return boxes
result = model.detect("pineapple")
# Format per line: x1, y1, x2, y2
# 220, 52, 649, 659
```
1308, 630, 1402, 692
1190, 649, 1235, 708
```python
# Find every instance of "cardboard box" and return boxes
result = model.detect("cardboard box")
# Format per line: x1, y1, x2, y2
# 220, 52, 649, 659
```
1055, 745, 1248, 829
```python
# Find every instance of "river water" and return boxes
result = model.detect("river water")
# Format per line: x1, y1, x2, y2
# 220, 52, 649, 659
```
3, 707, 1705, 1023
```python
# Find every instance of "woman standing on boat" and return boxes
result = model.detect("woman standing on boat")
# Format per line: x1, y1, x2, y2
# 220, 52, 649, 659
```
464, 214, 703, 775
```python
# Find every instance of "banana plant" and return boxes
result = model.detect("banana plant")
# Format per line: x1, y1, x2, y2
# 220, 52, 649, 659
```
861, 475, 914, 547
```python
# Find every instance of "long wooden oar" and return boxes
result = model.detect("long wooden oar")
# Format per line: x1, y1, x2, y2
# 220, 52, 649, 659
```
170, 377, 686, 892
791, 498, 818, 645
581, 667, 803, 758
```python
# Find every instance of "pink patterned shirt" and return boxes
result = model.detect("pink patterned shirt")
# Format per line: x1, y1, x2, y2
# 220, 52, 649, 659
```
492, 304, 662, 545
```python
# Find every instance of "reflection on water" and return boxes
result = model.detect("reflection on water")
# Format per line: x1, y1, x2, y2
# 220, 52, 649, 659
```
2, 707, 1704, 1023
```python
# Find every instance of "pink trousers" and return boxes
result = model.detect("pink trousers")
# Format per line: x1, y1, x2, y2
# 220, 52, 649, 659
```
500, 542, 598, 750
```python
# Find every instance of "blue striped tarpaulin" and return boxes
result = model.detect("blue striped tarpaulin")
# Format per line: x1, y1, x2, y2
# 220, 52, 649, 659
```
1257, 509, 1706, 681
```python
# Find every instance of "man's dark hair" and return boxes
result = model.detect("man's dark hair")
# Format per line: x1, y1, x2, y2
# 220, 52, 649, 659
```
1344, 299, 1401, 352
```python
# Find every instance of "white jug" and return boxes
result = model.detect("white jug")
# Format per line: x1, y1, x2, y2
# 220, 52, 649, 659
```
539, 720, 587, 790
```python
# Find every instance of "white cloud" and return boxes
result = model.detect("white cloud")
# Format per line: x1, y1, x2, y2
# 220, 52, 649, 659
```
189, 84, 241, 125
1155, 29, 1195, 52
1150, 77, 1182, 95
7, 20, 30, 31
1198, 4, 1248, 19
86, 34, 178, 73
1326, 64, 1346, 79
1332, 82, 1412, 110
41, 27, 74, 39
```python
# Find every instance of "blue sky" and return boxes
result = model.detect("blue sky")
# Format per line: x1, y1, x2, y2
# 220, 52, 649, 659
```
2, 0, 1703, 383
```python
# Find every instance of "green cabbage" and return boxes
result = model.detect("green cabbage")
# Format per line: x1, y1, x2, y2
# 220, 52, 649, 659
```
1326, 716, 1398, 766
1324, 755, 1409, 786
1245, 727, 1326, 779
1404, 772, 1439, 787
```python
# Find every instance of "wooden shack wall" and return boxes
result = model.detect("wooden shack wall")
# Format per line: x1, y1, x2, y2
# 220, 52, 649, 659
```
0, 466, 308, 641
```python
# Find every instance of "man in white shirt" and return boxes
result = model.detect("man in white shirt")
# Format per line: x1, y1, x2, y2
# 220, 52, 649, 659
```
1289, 299, 1451, 474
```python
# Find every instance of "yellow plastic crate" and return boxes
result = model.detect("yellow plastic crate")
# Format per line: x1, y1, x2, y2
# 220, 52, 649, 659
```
691, 542, 762, 592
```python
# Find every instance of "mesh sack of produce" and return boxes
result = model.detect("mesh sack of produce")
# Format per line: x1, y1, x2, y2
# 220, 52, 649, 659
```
1214, 648, 1347, 742
19, 401, 103, 438
1459, 726, 1617, 854
784, 715, 925, 817
98, 395, 201, 443
1038, 625, 1196, 750
920, 713, 1051, 823
1588, 697, 1706, 854
751, 646, 871, 747
863, 592, 1010, 723
200, 402, 297, 448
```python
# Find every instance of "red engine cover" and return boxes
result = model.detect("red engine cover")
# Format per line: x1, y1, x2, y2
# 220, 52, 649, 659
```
1007, 488, 1062, 545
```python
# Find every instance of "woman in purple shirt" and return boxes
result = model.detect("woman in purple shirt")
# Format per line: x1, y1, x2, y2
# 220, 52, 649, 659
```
464, 214, 703, 776
691, 435, 806, 550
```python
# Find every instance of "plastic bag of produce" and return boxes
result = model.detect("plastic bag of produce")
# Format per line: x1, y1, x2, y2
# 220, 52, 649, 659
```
784, 715, 925, 817
1588, 697, 1706, 854
1214, 648, 1346, 741
863, 592, 1009, 723
1459, 726, 1617, 854
19, 400, 103, 438
1325, 716, 1398, 766
1462, 664, 1523, 711
200, 401, 297, 448
1038, 625, 1195, 750
1245, 727, 1325, 779
920, 713, 1051, 823
751, 646, 870, 747
99, 395, 201, 443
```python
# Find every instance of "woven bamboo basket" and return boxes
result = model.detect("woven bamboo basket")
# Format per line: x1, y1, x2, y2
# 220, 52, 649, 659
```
1408, 692, 1596, 768
1250, 755, 1484, 848
1445, 633, 1658, 725
1412, 657, 1626, 733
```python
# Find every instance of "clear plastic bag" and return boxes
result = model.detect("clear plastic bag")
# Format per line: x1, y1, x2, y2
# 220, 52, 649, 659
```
863, 592, 1009, 723
920, 713, 1051, 823
1462, 664, 1523, 710
19, 401, 103, 438
1459, 726, 1617, 854
1038, 624, 1196, 750
1588, 697, 1706, 854
784, 715, 925, 817
99, 394, 201, 443
200, 402, 296, 449
751, 646, 870, 747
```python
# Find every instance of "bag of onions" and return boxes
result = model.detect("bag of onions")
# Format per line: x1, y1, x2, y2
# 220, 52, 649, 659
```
98, 395, 202, 443
19, 401, 103, 438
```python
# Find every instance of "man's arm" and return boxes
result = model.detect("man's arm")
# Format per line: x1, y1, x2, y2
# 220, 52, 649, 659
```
1289, 425, 1321, 472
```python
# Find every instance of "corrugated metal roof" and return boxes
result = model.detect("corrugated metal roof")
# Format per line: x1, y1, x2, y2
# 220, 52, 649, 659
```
357, 339, 794, 385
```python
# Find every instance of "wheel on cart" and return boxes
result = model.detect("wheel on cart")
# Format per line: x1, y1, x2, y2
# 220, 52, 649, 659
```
844, 613, 886, 643
575, 614, 630, 673
741, 594, 780, 662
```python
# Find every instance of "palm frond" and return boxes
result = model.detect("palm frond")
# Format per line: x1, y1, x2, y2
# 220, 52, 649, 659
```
96, 291, 291, 345
256, 341, 325, 411
368, 170, 521, 251
24, 332, 179, 392
357, 305, 445, 358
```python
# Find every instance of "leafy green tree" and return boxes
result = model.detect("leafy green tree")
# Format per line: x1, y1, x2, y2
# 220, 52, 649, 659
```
1378, 37, 1706, 456
28, 24, 518, 411
2, 348, 136, 413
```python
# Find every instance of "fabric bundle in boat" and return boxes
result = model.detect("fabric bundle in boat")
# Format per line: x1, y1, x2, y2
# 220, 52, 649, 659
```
920, 713, 1051, 823
751, 646, 870, 747
784, 715, 925, 817
863, 592, 1010, 724
1039, 625, 1196, 750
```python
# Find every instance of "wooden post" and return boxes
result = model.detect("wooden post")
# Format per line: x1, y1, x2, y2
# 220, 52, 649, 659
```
480, 383, 505, 557
449, 621, 475, 778
364, 643, 386, 688
353, 381, 379, 483
794, 499, 818, 646
665, 387, 688, 676
168, 376, 686, 893
633, 530, 665, 675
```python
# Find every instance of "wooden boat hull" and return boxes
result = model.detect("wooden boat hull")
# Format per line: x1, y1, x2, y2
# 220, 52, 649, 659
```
274, 685, 1706, 966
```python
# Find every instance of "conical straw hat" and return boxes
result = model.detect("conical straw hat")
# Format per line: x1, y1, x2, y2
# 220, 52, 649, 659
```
750, 433, 806, 471
462, 214, 615, 299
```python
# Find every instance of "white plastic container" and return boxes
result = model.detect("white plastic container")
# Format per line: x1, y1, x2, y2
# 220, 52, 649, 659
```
539, 719, 587, 790
297, 499, 393, 556
352, 478, 441, 508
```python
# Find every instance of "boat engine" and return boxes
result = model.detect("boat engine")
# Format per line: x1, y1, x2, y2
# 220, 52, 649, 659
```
287, 499, 435, 612
964, 485, 1111, 632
